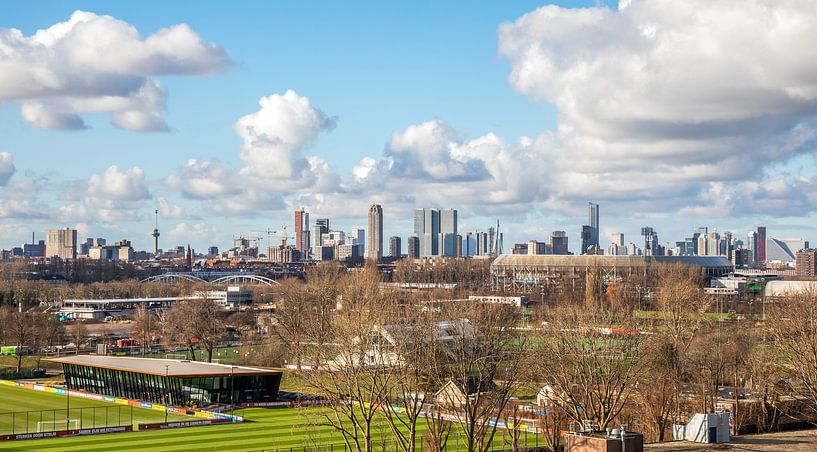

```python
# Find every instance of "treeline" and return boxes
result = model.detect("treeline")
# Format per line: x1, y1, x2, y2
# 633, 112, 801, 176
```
266, 263, 817, 451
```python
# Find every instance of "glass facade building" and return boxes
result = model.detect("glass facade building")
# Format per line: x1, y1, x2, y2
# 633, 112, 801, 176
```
53, 356, 282, 407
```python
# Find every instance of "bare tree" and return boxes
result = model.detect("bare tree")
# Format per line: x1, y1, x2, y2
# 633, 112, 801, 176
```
636, 264, 710, 441
300, 268, 393, 452
71, 322, 88, 354
164, 299, 227, 362
5, 308, 41, 372
132, 303, 157, 354
377, 303, 437, 452
538, 306, 644, 431
430, 302, 527, 452
766, 291, 817, 419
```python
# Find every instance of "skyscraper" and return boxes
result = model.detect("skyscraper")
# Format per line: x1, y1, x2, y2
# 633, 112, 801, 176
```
414, 208, 453, 257
294, 209, 309, 258
756, 226, 767, 263
581, 225, 592, 254
313, 218, 329, 248
438, 208, 458, 256
747, 231, 757, 264
550, 231, 569, 255
407, 236, 420, 259
350, 228, 366, 256
389, 236, 401, 258
588, 202, 600, 249
367, 204, 383, 262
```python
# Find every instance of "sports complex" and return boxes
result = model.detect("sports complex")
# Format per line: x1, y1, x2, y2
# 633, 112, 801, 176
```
0, 356, 541, 451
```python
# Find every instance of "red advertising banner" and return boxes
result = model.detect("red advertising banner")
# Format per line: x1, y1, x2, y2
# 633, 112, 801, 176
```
138, 418, 233, 430
0, 425, 133, 441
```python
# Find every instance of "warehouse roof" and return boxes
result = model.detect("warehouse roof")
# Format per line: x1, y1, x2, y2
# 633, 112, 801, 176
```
47, 355, 281, 378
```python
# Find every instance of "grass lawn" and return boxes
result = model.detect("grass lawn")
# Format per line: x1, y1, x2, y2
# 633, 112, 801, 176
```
0, 398, 543, 451
0, 384, 190, 436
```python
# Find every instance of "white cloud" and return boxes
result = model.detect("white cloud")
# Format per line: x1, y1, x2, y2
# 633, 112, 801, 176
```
347, 120, 552, 216
384, 119, 490, 182
499, 1, 817, 212
86, 165, 150, 201
0, 10, 228, 131
235, 90, 337, 183
0, 152, 16, 186
157, 197, 186, 220
168, 222, 216, 238
164, 91, 340, 216
165, 159, 241, 200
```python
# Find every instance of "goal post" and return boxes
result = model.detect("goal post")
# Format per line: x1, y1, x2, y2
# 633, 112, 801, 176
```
165, 353, 187, 360
37, 418, 80, 432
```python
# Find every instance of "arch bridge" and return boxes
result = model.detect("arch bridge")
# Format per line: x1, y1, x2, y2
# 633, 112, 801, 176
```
140, 272, 279, 286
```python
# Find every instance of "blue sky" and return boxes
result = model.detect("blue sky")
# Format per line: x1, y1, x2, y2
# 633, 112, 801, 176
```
2, 1, 817, 253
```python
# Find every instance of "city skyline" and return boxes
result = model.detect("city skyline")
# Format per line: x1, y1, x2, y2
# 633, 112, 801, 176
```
2, 1, 817, 252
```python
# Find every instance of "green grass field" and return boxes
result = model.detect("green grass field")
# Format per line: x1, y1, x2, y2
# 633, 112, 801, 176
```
0, 385, 543, 451
0, 385, 190, 436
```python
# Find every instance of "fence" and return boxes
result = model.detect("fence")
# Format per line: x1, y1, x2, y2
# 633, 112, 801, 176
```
0, 405, 133, 436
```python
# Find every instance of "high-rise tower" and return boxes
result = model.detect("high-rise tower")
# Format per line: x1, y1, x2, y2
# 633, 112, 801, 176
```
152, 210, 160, 258
367, 204, 383, 262
756, 226, 767, 263
294, 209, 309, 259
588, 202, 599, 249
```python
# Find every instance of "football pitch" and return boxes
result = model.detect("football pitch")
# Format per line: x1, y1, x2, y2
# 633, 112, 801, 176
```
0, 384, 544, 451
0, 384, 190, 435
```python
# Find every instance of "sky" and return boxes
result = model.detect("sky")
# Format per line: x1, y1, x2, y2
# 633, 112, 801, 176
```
1, 0, 817, 253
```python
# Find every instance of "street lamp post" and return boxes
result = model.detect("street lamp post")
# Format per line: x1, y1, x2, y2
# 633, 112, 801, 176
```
164, 364, 169, 423
229, 366, 236, 416
66, 379, 71, 431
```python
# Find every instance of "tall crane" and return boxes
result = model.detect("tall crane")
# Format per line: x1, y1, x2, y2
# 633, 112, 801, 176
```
251, 226, 294, 258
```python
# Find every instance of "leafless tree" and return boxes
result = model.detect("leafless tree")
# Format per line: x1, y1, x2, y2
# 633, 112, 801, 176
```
132, 303, 158, 353
164, 299, 227, 362
300, 268, 393, 452
766, 291, 817, 420
537, 306, 644, 430
635, 264, 711, 441
430, 302, 527, 452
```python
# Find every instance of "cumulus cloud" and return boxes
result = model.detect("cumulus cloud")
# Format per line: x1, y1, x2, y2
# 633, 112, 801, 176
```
165, 159, 241, 200
0, 152, 16, 186
163, 90, 341, 217
86, 165, 150, 201
235, 90, 336, 181
0, 10, 228, 131
168, 222, 216, 238
346, 120, 552, 216
499, 0, 817, 213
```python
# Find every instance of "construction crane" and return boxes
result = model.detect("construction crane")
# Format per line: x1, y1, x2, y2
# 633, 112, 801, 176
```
251, 226, 294, 258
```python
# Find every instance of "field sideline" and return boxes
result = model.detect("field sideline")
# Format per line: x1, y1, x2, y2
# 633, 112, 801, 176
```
0, 384, 190, 435
0, 384, 543, 451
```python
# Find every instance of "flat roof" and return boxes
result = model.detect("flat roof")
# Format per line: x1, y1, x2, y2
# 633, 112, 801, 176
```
47, 355, 282, 378
491, 254, 734, 269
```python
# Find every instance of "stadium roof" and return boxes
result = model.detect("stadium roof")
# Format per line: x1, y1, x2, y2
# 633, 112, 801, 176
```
47, 355, 281, 378
491, 254, 733, 269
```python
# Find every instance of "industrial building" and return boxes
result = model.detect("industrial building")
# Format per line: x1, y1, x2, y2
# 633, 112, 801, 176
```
49, 355, 282, 406
57, 286, 252, 320
46, 228, 78, 260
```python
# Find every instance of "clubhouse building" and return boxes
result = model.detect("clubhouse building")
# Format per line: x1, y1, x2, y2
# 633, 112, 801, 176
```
49, 355, 282, 407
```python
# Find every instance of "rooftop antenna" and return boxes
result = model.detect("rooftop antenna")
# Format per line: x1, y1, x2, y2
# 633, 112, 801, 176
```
152, 209, 161, 258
